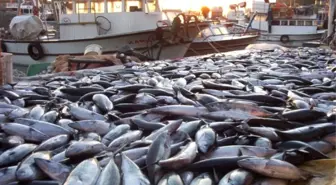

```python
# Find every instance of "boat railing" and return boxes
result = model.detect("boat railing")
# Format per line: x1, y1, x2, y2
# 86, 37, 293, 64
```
271, 19, 317, 26
75, 7, 97, 25
201, 29, 258, 41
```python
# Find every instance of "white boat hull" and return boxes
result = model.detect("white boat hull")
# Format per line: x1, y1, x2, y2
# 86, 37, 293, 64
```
256, 30, 326, 47
3, 30, 191, 66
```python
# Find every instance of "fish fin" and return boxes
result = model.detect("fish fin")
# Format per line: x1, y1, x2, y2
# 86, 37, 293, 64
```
200, 119, 210, 127
287, 97, 293, 103
300, 169, 325, 180
112, 143, 129, 155
140, 160, 160, 171
297, 147, 310, 154
212, 168, 219, 183
8, 82, 17, 89
273, 112, 287, 121
309, 104, 314, 110
172, 86, 180, 94
274, 130, 285, 139
232, 125, 248, 135
95, 151, 111, 159
237, 148, 244, 157
241, 120, 250, 130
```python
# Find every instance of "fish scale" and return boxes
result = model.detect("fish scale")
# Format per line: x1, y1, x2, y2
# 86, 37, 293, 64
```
0, 47, 335, 185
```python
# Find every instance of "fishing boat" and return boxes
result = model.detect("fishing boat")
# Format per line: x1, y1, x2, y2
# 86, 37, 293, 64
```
185, 23, 259, 57
1, 0, 208, 67
248, 2, 327, 47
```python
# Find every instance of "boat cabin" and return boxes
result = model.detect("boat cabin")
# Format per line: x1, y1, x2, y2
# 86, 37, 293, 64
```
250, 2, 319, 35
4, 1, 38, 15
53, 0, 165, 40
194, 24, 255, 42
196, 24, 231, 39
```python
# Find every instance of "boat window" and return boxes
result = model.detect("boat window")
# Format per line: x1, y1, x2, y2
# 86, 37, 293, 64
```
64, 1, 74, 14
76, 0, 90, 13
164, 11, 185, 23
313, 20, 318, 26
91, 0, 105, 13
202, 28, 213, 37
297, 20, 304, 26
279, 12, 286, 17
272, 12, 280, 18
271, 20, 280, 25
21, 9, 31, 14
317, 14, 321, 20
289, 20, 296, 25
126, 0, 143, 12
212, 28, 222, 35
280, 20, 288, 25
305, 20, 313, 26
107, 0, 122, 12
196, 32, 202, 38
146, 0, 158, 12
219, 27, 229, 35
255, 15, 267, 21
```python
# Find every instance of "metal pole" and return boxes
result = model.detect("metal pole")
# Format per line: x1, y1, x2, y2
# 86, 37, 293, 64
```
17, 0, 22, 15
72, 0, 76, 14
104, 0, 107, 13
328, 0, 335, 37
88, 0, 91, 13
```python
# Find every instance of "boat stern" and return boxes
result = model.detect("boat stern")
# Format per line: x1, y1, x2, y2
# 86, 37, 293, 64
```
153, 42, 191, 60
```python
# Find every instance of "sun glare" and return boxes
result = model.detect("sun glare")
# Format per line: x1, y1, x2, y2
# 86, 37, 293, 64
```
160, 0, 238, 15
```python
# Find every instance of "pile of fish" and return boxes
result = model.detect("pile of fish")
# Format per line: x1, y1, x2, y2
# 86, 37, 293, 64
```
0, 47, 336, 185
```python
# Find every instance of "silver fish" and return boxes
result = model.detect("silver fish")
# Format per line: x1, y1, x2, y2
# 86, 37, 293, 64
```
0, 165, 18, 185
218, 168, 254, 185
15, 118, 72, 137
65, 140, 106, 158
147, 131, 171, 184
157, 172, 184, 185
28, 105, 45, 120
96, 157, 120, 185
203, 145, 277, 159
0, 143, 37, 167
101, 124, 130, 146
190, 173, 213, 185
145, 119, 183, 141
34, 134, 70, 152
35, 158, 71, 183
121, 153, 150, 185
1, 123, 49, 143
238, 158, 305, 180
159, 142, 197, 170
16, 151, 51, 181
40, 110, 59, 123
67, 104, 105, 120
63, 158, 101, 185
195, 126, 216, 153
180, 171, 194, 185
108, 130, 142, 152
93, 94, 113, 112
68, 120, 114, 135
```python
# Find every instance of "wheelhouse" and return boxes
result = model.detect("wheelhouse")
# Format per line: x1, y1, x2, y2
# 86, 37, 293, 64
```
52, 0, 163, 40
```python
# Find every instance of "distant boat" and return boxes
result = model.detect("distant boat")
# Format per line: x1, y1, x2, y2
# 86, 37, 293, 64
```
248, 3, 327, 47
185, 23, 259, 57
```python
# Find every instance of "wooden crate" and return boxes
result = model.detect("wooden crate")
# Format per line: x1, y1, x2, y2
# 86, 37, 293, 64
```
0, 52, 13, 85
